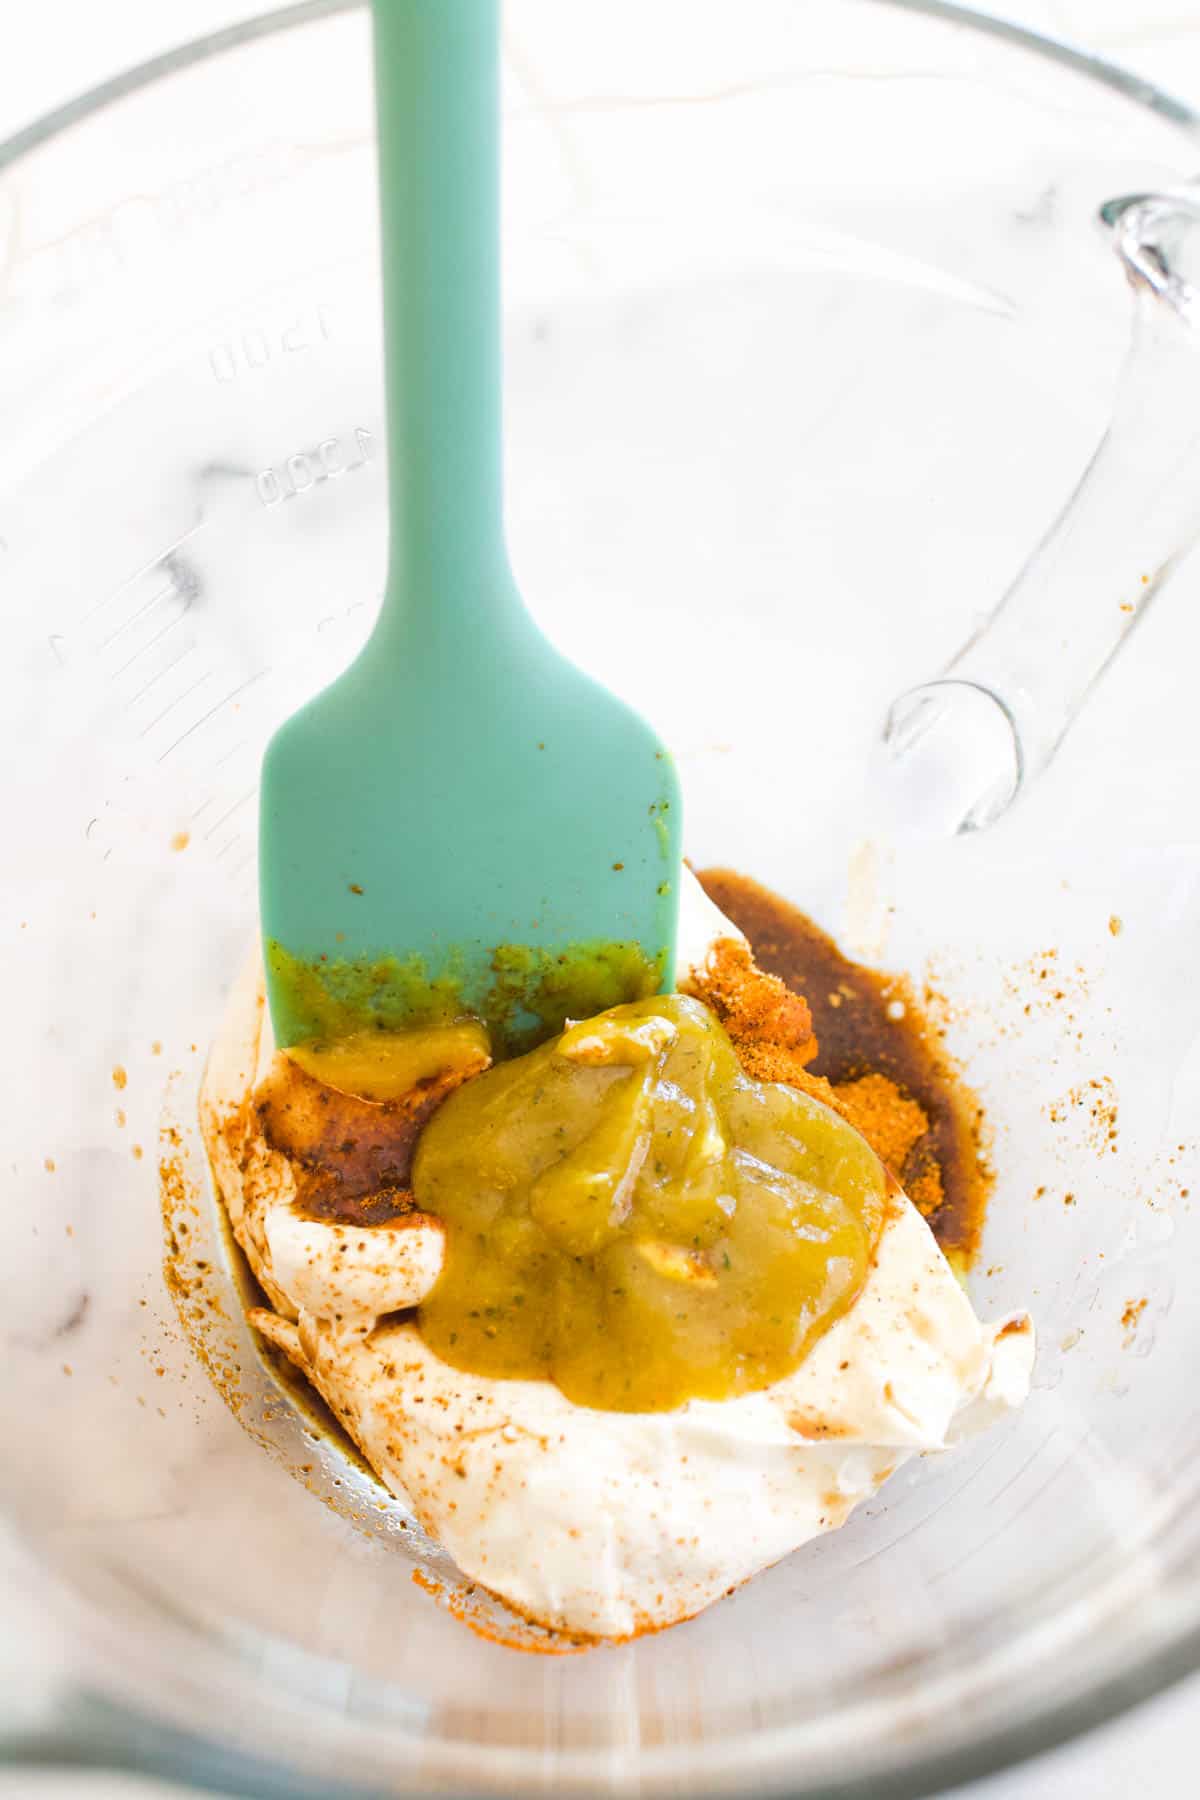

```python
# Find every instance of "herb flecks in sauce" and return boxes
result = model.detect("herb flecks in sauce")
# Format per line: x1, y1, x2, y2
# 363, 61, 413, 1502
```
413, 994, 887, 1412
266, 937, 665, 1059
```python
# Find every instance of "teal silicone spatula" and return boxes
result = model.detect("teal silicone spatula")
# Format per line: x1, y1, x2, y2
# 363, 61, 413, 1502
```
259, 0, 681, 1058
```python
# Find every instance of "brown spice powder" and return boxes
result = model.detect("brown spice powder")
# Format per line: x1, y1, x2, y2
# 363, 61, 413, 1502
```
690, 869, 992, 1266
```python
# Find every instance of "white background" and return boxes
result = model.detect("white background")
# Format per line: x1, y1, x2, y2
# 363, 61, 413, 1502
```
2, 2, 1199, 1796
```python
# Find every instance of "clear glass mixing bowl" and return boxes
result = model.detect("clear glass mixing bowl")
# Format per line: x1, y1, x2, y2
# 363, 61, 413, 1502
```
3, 3, 1200, 1795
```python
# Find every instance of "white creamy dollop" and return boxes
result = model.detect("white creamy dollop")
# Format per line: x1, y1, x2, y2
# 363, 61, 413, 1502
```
200, 871, 1033, 1640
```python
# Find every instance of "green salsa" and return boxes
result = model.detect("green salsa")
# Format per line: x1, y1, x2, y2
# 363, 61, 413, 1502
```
413, 994, 887, 1412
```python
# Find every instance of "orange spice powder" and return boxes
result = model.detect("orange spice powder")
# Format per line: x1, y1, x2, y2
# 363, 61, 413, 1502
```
686, 940, 929, 1178
687, 925, 969, 1248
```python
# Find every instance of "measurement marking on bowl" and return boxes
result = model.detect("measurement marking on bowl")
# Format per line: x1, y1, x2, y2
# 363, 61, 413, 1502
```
213, 738, 250, 771
1001, 1441, 1080, 1538
203, 788, 257, 841
318, 599, 369, 633
157, 672, 265, 764
984, 1429, 1063, 1513
852, 1439, 1011, 1572
126, 644, 196, 706
110, 606, 193, 680
79, 521, 200, 628
209, 304, 335, 385
99, 579, 176, 650
256, 427, 375, 507
139, 671, 214, 739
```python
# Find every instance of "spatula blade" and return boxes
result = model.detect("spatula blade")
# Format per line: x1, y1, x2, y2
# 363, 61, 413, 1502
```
260, 648, 682, 1057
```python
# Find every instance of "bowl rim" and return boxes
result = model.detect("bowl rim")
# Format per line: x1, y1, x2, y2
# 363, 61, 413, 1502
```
0, 0, 1197, 173
2, 3, 1199, 1796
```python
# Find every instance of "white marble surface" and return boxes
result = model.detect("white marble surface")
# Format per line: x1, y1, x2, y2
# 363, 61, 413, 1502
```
3, 2, 1200, 1797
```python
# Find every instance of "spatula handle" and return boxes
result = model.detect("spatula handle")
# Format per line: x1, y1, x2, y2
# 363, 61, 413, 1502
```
371, 0, 509, 625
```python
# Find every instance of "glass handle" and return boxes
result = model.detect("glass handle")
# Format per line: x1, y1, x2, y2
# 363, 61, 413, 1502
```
871, 184, 1200, 838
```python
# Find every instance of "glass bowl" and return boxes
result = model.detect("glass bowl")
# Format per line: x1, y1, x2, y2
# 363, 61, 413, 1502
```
3, 2, 1200, 1794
